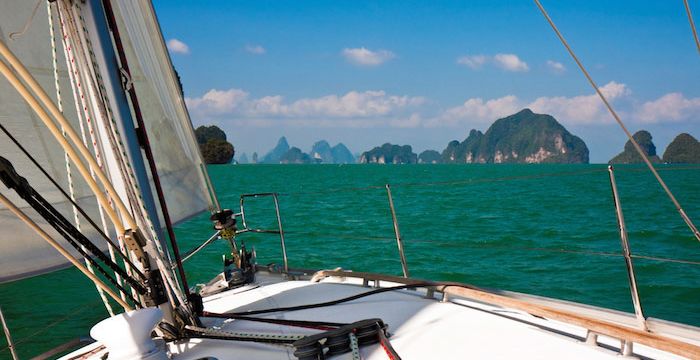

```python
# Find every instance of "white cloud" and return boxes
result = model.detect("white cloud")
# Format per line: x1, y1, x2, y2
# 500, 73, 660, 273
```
186, 89, 249, 114
430, 95, 521, 127
245, 44, 266, 55
456, 53, 528, 72
186, 88, 425, 127
432, 81, 630, 127
528, 81, 630, 125
546, 60, 566, 74
636, 93, 700, 123
166, 39, 190, 54
493, 53, 529, 72
342, 47, 395, 66
456, 55, 488, 70
187, 82, 697, 129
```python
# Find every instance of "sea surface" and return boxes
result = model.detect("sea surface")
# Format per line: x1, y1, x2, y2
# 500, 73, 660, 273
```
2, 164, 700, 358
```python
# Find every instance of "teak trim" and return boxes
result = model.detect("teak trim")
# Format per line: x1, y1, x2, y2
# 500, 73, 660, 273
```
312, 270, 700, 359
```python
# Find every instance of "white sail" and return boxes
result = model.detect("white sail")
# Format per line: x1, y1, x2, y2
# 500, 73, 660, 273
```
110, 0, 215, 225
0, 0, 214, 283
0, 2, 107, 282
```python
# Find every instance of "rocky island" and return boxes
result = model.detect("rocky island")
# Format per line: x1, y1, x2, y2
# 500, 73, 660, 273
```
359, 143, 417, 164
442, 109, 589, 164
310, 140, 355, 164
261, 137, 356, 164
418, 150, 442, 164
663, 133, 700, 163
608, 130, 661, 164
195, 125, 235, 164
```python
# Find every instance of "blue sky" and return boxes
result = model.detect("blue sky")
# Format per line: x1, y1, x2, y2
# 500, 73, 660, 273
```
154, 0, 700, 163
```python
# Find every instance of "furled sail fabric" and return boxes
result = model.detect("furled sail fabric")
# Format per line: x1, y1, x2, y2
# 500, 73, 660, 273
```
110, 0, 215, 225
0, 3, 106, 282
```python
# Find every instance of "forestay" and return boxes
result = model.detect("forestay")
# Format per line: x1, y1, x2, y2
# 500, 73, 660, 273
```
110, 0, 215, 225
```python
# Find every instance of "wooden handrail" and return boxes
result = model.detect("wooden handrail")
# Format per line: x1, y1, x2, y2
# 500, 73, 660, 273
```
312, 270, 700, 359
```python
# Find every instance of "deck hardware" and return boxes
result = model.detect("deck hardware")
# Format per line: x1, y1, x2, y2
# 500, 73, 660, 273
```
386, 184, 410, 278
608, 166, 648, 331
621, 340, 635, 357
441, 292, 449, 303
585, 330, 598, 346
425, 288, 436, 299
362, 279, 369, 287
238, 193, 289, 272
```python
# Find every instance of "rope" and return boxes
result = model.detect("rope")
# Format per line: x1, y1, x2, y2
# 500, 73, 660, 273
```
0, 192, 132, 310
56, 1, 131, 307
279, 230, 700, 266
47, 0, 115, 317
0, 300, 103, 353
0, 306, 18, 360
225, 283, 434, 316
61, 1, 186, 308
0, 123, 145, 279
685, 0, 700, 54
0, 40, 129, 235
534, 0, 700, 243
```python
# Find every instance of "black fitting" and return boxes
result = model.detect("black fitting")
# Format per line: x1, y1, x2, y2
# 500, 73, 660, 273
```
0, 156, 30, 194
210, 209, 235, 231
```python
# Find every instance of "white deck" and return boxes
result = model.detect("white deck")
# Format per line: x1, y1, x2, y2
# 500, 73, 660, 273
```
162, 272, 690, 360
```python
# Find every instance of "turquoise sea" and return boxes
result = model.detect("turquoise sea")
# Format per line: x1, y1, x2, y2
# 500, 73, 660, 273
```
1, 164, 700, 359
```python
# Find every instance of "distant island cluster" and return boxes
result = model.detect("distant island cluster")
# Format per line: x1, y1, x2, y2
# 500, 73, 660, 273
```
196, 109, 700, 165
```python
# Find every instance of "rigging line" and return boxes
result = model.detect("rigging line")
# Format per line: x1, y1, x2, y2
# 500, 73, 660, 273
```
630, 254, 700, 266
7, 0, 42, 41
534, 0, 700, 243
617, 165, 700, 173
0, 123, 145, 280
47, 0, 114, 317
180, 231, 221, 263
55, 2, 128, 306
280, 230, 700, 266
684, 0, 700, 54
0, 299, 103, 352
0, 43, 129, 235
66, 2, 161, 253
0, 192, 132, 310
102, 0, 191, 298
65, 2, 186, 310
23, 185, 146, 295
228, 283, 435, 316
57, 5, 137, 302
61, 0, 173, 307
0, 306, 18, 360
0, 123, 145, 279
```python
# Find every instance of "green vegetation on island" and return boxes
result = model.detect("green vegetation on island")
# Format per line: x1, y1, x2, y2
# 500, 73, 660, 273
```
359, 143, 417, 164
442, 109, 589, 164
195, 125, 235, 164
663, 133, 700, 164
609, 130, 661, 164
418, 150, 442, 164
